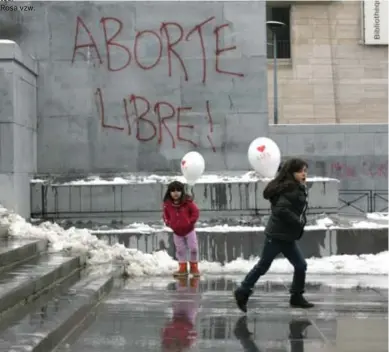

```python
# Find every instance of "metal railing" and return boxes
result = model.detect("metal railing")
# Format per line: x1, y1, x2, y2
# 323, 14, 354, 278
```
338, 190, 388, 214
267, 39, 291, 59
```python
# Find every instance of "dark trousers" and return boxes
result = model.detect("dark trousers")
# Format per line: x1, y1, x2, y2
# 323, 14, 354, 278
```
241, 238, 307, 294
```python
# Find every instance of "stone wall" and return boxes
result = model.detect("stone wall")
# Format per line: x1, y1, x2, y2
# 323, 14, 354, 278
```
0, 41, 38, 218
7, 1, 268, 174
267, 1, 388, 124
270, 123, 388, 213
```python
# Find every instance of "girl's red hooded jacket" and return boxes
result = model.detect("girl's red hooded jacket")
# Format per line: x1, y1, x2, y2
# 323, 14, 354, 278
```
163, 198, 199, 236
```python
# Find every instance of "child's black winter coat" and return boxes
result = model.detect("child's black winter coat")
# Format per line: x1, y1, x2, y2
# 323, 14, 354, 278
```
264, 184, 308, 242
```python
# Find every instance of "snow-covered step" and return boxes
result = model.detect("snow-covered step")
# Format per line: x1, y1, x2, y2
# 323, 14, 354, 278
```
0, 253, 83, 319
0, 238, 47, 274
0, 268, 115, 352
92, 225, 388, 261
30, 174, 339, 222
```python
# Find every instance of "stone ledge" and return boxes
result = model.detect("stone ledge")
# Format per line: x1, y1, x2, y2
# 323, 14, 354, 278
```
269, 123, 388, 134
93, 228, 388, 262
30, 178, 339, 221
0, 40, 38, 76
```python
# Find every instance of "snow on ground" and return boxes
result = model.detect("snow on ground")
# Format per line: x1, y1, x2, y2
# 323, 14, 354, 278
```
367, 212, 389, 221
0, 205, 387, 278
31, 172, 338, 185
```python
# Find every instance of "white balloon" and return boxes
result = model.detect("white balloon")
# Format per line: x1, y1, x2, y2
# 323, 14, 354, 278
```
181, 151, 205, 185
248, 137, 281, 178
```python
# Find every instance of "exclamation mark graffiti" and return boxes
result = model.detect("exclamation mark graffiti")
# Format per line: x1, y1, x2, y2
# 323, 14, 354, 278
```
205, 100, 216, 152
123, 98, 131, 136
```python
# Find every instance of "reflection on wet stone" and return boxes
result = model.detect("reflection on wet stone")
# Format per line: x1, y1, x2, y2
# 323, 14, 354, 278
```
56, 277, 388, 352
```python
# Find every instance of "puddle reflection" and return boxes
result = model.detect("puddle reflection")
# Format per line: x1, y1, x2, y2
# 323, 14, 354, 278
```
234, 316, 311, 352
162, 277, 201, 352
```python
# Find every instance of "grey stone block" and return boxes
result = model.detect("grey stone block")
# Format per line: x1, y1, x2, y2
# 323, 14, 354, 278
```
359, 124, 388, 133
0, 40, 38, 219
33, 179, 339, 221
93, 227, 387, 262
335, 228, 388, 255
0, 40, 37, 76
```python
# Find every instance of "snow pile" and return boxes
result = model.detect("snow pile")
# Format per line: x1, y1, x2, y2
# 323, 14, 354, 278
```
315, 217, 335, 228
199, 252, 389, 276
367, 212, 389, 221
31, 172, 338, 185
0, 205, 388, 277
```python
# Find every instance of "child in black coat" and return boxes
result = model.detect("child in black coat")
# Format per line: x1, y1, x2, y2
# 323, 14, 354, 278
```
234, 158, 314, 312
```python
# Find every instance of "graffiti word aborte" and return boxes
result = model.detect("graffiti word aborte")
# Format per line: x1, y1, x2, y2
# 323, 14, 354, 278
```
95, 88, 216, 152
72, 16, 244, 84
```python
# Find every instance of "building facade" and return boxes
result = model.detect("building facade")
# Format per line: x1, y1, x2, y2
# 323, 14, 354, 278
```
267, 1, 388, 124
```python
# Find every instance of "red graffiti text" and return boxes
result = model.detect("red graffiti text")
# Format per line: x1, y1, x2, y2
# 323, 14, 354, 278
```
71, 16, 244, 84
331, 161, 388, 179
95, 88, 216, 152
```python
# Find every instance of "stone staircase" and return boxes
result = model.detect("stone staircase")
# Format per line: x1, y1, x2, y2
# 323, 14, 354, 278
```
0, 238, 116, 352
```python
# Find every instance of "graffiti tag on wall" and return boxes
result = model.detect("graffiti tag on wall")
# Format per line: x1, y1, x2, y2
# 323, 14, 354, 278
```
95, 88, 216, 151
71, 16, 246, 152
72, 16, 244, 83
331, 161, 388, 179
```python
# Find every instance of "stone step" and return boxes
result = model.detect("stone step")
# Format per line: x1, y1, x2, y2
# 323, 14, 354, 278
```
0, 239, 48, 275
0, 253, 83, 319
93, 226, 388, 261
0, 265, 81, 333
0, 268, 115, 352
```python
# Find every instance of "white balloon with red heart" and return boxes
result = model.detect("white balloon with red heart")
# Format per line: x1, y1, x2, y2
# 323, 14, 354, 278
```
181, 151, 205, 185
248, 137, 281, 178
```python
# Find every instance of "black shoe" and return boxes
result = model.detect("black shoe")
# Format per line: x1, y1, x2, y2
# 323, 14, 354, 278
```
234, 287, 253, 313
234, 316, 252, 340
289, 319, 312, 339
290, 294, 314, 309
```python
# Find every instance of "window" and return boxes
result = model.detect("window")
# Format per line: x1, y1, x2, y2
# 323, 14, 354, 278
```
266, 5, 291, 59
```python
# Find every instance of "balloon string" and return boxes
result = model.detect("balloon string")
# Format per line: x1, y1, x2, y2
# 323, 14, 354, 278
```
186, 184, 195, 199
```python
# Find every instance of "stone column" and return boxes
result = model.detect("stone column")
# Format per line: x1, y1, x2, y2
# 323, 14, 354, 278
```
0, 40, 38, 218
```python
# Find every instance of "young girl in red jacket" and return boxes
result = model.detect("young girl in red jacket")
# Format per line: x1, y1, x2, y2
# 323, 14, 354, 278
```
163, 181, 200, 277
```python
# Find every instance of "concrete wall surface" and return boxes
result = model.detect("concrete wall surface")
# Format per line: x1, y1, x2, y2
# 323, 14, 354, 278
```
7, 1, 268, 174
30, 179, 339, 221
94, 228, 389, 262
0, 41, 38, 218
270, 123, 388, 213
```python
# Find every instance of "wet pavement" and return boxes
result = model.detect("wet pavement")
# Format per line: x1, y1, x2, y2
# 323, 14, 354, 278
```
57, 277, 388, 352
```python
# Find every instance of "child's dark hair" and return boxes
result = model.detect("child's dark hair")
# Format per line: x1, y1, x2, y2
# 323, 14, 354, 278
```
263, 158, 308, 200
163, 180, 190, 202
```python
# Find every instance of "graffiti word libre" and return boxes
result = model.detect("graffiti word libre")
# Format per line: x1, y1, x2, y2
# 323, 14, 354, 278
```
72, 16, 244, 84
95, 88, 216, 152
